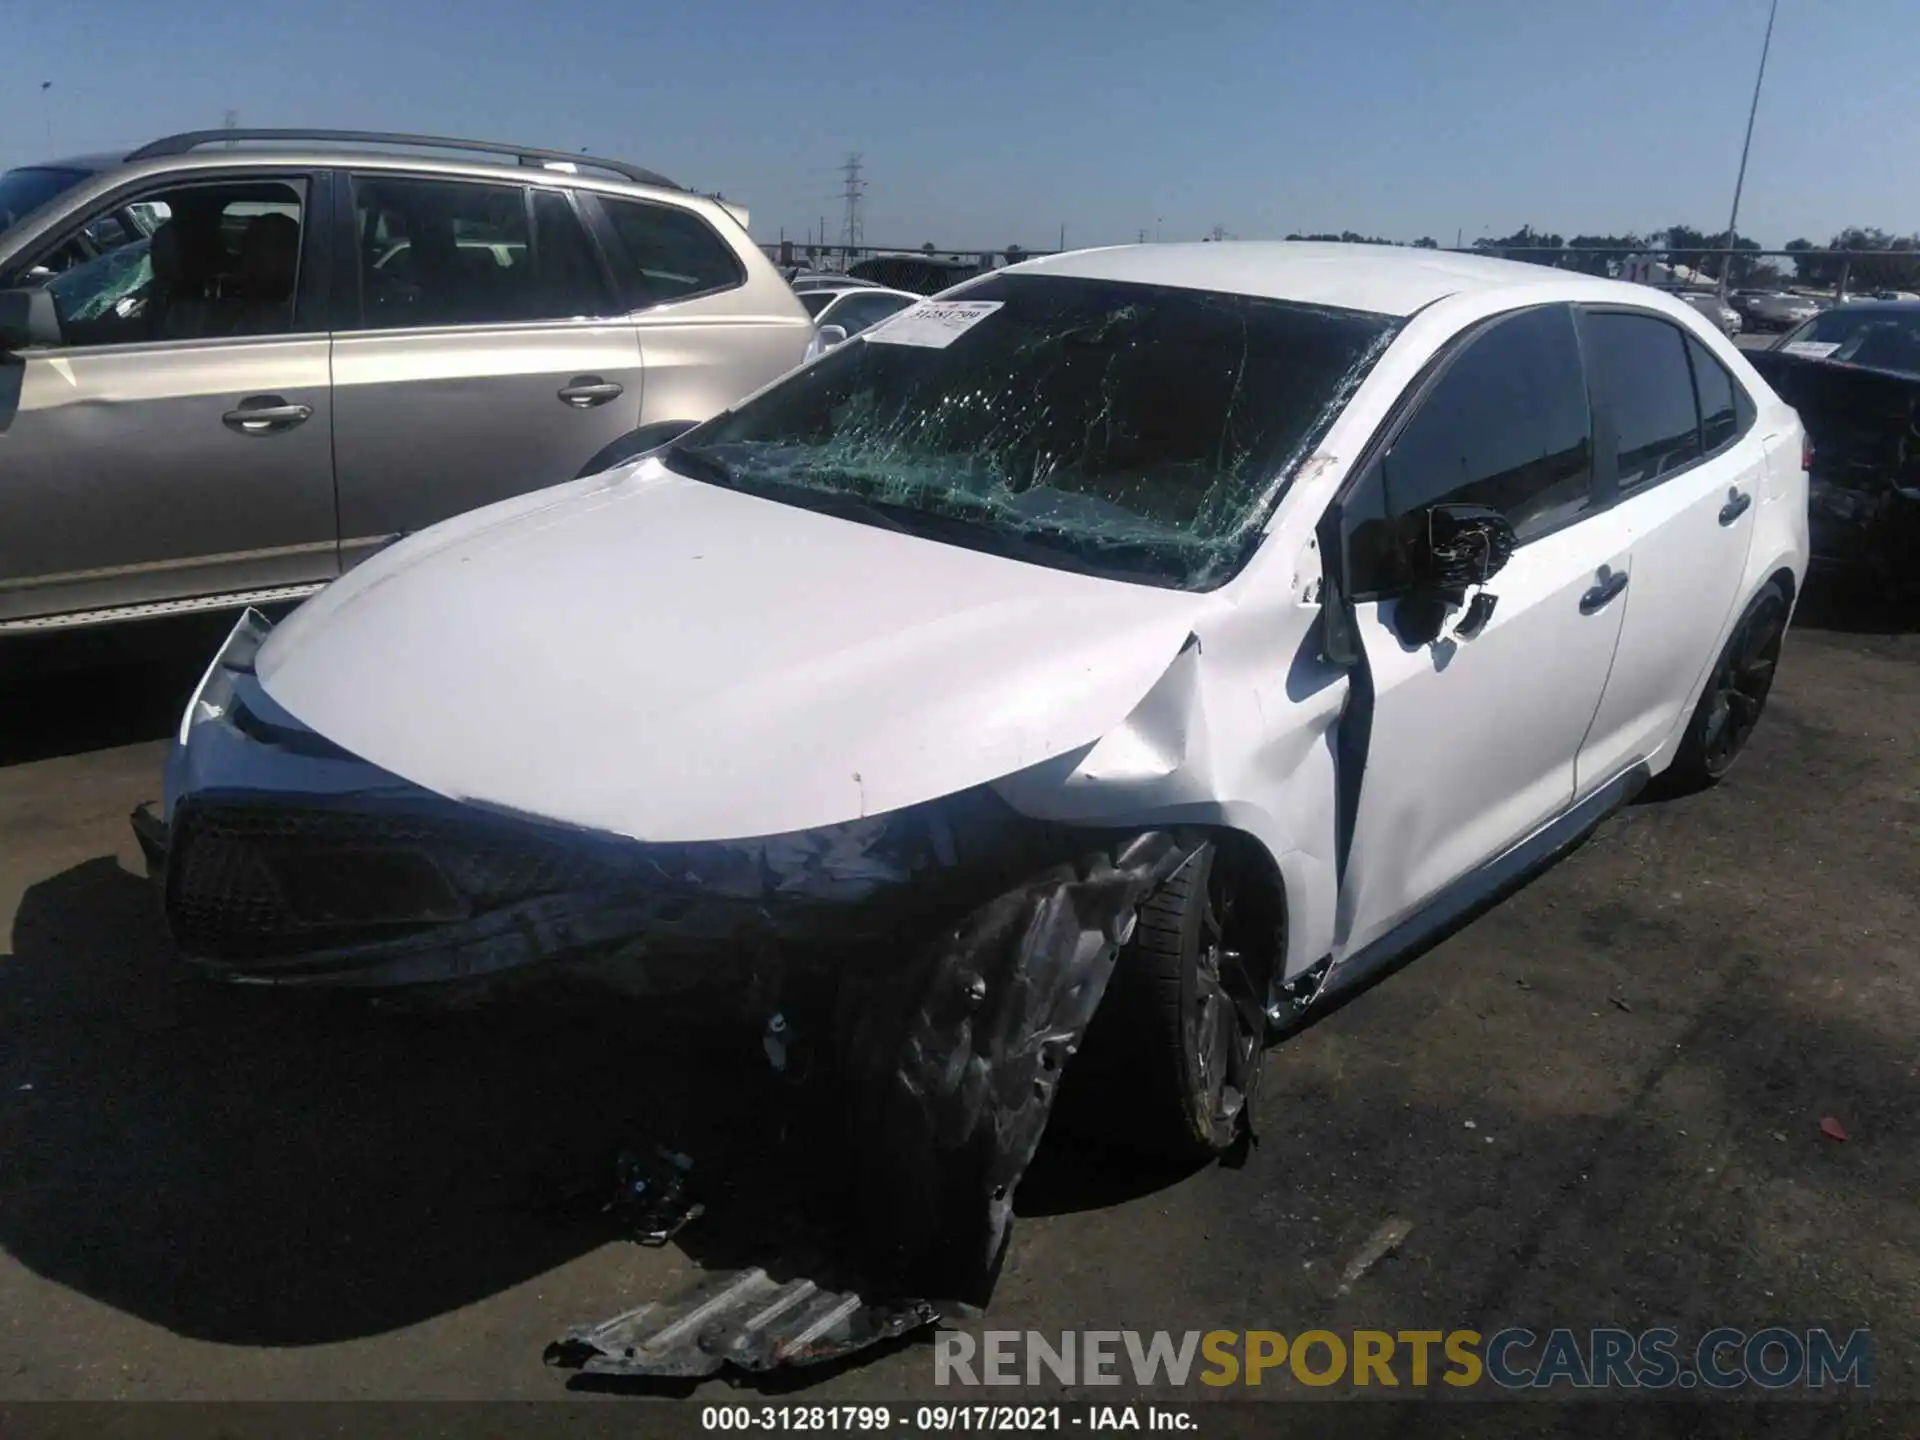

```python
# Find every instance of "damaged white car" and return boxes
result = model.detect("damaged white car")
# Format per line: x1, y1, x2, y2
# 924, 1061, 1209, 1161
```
138, 242, 1809, 1348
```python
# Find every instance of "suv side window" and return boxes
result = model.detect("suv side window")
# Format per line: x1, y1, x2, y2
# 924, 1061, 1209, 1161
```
1582, 312, 1702, 489
354, 176, 534, 329
597, 197, 745, 309
39, 180, 306, 347
1348, 304, 1593, 595
1686, 334, 1746, 453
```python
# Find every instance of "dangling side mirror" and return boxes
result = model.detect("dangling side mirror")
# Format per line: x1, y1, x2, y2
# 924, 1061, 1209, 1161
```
1395, 503, 1517, 646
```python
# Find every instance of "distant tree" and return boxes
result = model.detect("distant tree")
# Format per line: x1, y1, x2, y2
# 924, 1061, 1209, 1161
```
1828, 228, 1920, 291
1783, 238, 1826, 285
922, 241, 936, 254
1565, 234, 1644, 277
1412, 236, 1439, 249
1476, 225, 1564, 267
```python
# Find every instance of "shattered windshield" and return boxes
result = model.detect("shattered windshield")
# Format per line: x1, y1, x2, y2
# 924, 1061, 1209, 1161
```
669, 274, 1400, 589
0, 166, 88, 235
1780, 308, 1920, 378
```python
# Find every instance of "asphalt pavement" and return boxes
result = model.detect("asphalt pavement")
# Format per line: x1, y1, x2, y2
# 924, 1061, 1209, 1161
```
0, 585, 1912, 1429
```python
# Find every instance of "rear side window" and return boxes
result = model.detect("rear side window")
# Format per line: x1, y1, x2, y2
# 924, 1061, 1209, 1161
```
1583, 312, 1702, 488
354, 176, 533, 328
598, 198, 744, 309
1687, 335, 1742, 452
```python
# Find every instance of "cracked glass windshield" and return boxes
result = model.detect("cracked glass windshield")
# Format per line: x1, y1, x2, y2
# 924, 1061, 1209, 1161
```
670, 273, 1400, 589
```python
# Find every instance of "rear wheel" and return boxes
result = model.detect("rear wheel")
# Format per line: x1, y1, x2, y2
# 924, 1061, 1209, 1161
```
1664, 579, 1788, 792
1061, 842, 1275, 1166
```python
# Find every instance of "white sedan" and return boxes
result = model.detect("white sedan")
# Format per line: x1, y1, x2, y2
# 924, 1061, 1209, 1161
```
145, 242, 1809, 1304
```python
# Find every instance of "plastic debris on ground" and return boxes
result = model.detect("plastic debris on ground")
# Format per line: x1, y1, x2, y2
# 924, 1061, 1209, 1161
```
1819, 1116, 1851, 1142
546, 1266, 939, 1379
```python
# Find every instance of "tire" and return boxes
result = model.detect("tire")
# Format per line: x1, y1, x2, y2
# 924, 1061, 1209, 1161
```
1060, 842, 1275, 1166
1662, 579, 1789, 793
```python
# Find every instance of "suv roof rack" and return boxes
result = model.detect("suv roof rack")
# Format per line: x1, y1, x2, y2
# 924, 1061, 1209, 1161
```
124, 129, 682, 192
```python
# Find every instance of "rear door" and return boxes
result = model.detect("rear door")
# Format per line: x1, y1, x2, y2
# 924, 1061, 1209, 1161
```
329, 174, 644, 565
1330, 304, 1633, 959
1573, 313, 1763, 783
0, 171, 337, 624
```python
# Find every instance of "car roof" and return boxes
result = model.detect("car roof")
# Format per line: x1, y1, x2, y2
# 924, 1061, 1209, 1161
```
1010, 241, 1673, 318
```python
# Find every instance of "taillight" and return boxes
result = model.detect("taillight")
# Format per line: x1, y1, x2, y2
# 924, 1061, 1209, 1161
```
1801, 432, 1814, 472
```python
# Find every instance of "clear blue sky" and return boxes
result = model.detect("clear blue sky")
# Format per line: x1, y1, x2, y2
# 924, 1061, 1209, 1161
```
4, 0, 1913, 251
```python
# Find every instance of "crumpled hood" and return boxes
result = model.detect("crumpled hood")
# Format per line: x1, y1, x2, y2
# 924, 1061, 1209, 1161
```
256, 460, 1209, 843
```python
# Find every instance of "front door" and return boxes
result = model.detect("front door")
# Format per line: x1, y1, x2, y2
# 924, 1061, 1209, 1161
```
1574, 315, 1764, 783
1330, 304, 1633, 960
0, 173, 337, 623
329, 175, 644, 565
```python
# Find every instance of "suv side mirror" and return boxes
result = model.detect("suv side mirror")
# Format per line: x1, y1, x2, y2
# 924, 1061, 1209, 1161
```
0, 288, 60, 354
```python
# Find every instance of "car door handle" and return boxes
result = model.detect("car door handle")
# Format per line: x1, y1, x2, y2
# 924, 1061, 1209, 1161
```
222, 398, 313, 435
1719, 487, 1753, 525
1579, 570, 1629, 614
558, 377, 624, 409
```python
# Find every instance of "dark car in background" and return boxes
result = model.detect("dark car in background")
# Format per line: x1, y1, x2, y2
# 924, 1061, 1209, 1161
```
1746, 301, 1920, 602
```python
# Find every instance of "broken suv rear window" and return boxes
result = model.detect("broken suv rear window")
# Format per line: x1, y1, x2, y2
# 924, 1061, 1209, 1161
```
671, 274, 1399, 589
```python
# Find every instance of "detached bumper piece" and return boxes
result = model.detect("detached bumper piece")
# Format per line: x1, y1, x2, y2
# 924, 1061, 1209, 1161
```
547, 1267, 938, 1380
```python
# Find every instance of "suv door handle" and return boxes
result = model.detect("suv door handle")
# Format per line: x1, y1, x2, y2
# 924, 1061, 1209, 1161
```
222, 398, 313, 435
558, 377, 624, 409
1719, 487, 1753, 525
1579, 570, 1629, 614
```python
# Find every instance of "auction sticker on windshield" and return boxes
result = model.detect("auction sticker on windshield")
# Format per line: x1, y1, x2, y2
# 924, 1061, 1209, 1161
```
1783, 341, 1842, 359
866, 300, 1003, 349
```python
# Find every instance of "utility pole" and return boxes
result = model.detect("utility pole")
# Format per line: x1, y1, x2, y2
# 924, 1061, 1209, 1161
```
1137, 228, 1147, 245
1210, 223, 1227, 242
223, 109, 240, 147
1058, 223, 1065, 252
40, 81, 52, 149
1719, 0, 1779, 298
838, 153, 866, 255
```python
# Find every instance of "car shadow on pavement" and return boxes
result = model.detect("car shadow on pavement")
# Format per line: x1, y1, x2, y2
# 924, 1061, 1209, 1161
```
0, 609, 295, 770
0, 854, 1207, 1351
0, 854, 800, 1346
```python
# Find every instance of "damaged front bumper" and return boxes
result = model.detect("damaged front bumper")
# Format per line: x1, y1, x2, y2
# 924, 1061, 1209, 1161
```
141, 608, 1227, 1351
146, 612, 1072, 989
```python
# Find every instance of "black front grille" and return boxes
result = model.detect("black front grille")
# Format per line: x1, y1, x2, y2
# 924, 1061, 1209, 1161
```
168, 801, 632, 961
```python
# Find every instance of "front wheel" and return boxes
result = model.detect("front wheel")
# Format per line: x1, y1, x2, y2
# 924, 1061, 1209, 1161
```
1663, 579, 1789, 792
1058, 842, 1276, 1166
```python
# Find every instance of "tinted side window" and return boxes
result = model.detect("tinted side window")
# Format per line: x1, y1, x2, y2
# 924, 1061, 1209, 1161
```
1384, 303, 1590, 529
531, 189, 611, 319
1583, 312, 1702, 488
1686, 335, 1744, 452
599, 198, 745, 308
354, 177, 532, 328
799, 290, 834, 318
